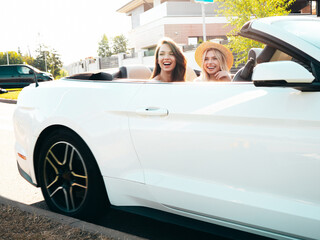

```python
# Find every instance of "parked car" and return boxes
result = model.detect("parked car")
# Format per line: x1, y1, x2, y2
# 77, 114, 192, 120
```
0, 64, 53, 88
13, 16, 320, 240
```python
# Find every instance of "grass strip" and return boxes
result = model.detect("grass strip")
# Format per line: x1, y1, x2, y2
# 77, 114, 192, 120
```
0, 88, 22, 100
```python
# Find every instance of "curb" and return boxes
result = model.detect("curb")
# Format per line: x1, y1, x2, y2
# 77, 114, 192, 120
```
0, 98, 17, 104
0, 196, 145, 240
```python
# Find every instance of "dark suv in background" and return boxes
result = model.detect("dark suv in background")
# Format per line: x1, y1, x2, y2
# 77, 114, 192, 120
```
0, 64, 53, 88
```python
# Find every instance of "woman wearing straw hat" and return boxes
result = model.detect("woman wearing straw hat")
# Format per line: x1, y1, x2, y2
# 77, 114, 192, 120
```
151, 37, 187, 82
194, 41, 233, 82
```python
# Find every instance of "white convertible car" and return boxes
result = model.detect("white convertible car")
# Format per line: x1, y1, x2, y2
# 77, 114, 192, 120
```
13, 16, 320, 240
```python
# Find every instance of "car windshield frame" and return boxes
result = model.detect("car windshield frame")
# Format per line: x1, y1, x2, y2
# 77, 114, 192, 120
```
272, 20, 320, 49
27, 65, 42, 73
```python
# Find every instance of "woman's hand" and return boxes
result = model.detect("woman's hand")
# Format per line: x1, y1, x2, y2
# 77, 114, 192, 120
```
214, 70, 231, 81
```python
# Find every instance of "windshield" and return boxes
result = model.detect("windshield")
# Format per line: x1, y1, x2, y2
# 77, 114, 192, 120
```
274, 20, 320, 49
28, 65, 42, 73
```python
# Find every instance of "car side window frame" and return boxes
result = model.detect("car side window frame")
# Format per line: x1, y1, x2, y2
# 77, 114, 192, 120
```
0, 66, 14, 75
17, 66, 32, 75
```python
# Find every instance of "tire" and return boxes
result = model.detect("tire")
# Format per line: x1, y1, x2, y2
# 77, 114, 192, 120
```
38, 129, 108, 219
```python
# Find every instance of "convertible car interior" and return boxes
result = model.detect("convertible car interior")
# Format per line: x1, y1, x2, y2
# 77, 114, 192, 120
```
66, 45, 309, 84
232, 46, 295, 82
232, 44, 314, 83
66, 65, 152, 81
66, 64, 200, 82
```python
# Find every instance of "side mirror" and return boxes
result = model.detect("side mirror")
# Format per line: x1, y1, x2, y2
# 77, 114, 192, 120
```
252, 61, 314, 83
28, 69, 39, 87
252, 61, 320, 91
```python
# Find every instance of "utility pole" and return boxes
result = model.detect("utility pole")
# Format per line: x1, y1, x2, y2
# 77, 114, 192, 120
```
27, 45, 31, 57
201, 3, 207, 42
44, 51, 48, 72
38, 32, 47, 72
6, 51, 9, 65
195, 0, 214, 42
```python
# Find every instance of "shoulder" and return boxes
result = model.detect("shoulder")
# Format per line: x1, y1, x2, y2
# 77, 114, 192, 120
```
153, 75, 160, 80
150, 75, 162, 83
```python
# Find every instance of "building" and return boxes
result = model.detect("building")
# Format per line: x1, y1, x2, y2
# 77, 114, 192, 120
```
66, 0, 318, 75
117, 0, 317, 55
117, 0, 234, 55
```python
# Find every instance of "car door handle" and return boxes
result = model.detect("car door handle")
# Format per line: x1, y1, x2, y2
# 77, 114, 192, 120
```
135, 107, 169, 116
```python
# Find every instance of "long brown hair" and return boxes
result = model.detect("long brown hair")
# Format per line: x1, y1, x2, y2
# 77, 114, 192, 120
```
151, 37, 187, 82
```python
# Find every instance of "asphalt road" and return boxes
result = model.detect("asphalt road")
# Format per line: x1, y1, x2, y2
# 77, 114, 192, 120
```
0, 101, 269, 240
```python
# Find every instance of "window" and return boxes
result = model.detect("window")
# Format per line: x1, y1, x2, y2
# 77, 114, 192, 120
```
17, 66, 32, 75
0, 66, 14, 75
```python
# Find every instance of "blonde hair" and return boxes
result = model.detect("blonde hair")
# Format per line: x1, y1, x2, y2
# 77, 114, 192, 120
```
200, 48, 229, 81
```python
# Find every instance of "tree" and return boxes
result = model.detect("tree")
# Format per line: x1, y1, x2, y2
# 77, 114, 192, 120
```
112, 34, 128, 54
22, 55, 35, 66
0, 51, 23, 65
34, 44, 63, 78
214, 0, 295, 66
58, 68, 69, 79
97, 34, 112, 57
34, 44, 48, 71
47, 49, 63, 78
0, 52, 9, 65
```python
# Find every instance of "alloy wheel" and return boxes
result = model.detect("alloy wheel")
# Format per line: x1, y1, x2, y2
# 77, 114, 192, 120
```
43, 141, 88, 213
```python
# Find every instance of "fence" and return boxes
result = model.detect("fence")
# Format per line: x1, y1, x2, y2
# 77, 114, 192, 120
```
65, 46, 244, 76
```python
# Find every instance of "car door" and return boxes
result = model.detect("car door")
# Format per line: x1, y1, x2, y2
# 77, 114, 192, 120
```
0, 66, 15, 88
128, 81, 320, 236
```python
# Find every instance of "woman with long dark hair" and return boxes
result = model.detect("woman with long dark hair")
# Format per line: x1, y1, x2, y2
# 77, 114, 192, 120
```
151, 37, 187, 82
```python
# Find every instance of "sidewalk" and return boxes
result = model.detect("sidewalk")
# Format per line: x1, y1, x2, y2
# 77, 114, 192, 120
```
0, 98, 16, 104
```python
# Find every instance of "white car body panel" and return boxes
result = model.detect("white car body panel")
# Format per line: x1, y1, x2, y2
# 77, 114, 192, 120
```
14, 80, 145, 184
14, 79, 320, 240
128, 82, 320, 239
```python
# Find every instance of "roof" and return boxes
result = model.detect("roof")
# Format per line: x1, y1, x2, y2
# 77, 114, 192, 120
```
117, 0, 153, 13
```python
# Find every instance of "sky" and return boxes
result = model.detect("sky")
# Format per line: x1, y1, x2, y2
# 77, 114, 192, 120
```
0, 0, 131, 65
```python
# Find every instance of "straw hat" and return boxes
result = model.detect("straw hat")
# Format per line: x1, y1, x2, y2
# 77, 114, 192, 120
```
195, 41, 234, 70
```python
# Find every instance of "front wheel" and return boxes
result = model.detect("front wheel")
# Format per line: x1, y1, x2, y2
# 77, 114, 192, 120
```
38, 129, 108, 219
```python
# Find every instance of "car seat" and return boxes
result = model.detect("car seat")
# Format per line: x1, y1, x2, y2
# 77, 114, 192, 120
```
115, 65, 152, 79
185, 66, 198, 81
232, 48, 264, 82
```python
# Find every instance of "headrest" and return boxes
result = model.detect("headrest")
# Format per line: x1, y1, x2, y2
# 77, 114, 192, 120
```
248, 48, 263, 63
185, 66, 197, 82
257, 46, 276, 64
118, 65, 152, 79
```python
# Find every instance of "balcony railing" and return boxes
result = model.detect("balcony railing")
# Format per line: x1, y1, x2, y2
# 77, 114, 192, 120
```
140, 1, 219, 26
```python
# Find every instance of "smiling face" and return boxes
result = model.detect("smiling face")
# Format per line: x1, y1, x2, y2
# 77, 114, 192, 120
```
157, 43, 177, 74
203, 49, 221, 76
